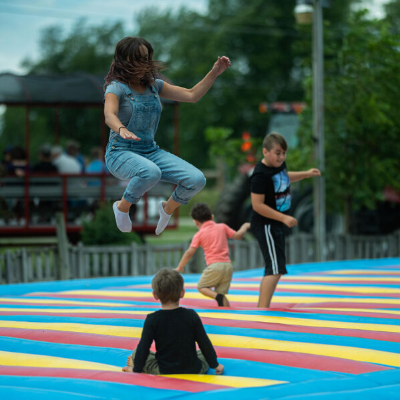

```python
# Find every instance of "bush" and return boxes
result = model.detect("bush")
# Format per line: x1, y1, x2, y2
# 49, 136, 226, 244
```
178, 187, 222, 218
81, 203, 142, 245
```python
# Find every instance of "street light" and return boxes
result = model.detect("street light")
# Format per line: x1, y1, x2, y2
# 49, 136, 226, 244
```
295, 0, 313, 24
295, 0, 326, 262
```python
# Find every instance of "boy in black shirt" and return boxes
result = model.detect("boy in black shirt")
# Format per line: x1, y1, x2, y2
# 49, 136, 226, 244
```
250, 132, 320, 308
122, 268, 224, 375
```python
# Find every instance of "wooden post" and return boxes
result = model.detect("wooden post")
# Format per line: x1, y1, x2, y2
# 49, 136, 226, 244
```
233, 241, 241, 271
112, 253, 119, 276
131, 242, 139, 276
77, 243, 85, 279
5, 250, 13, 284
56, 212, 71, 280
288, 235, 296, 265
21, 248, 28, 282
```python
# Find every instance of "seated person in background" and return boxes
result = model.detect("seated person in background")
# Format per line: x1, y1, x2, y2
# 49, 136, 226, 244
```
32, 144, 58, 173
122, 268, 224, 375
1, 146, 13, 176
66, 140, 86, 172
51, 146, 82, 174
86, 147, 109, 188
86, 147, 109, 174
8, 146, 29, 177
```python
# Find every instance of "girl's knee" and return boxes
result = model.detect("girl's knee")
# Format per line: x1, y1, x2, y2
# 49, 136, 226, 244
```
141, 165, 162, 183
192, 170, 206, 190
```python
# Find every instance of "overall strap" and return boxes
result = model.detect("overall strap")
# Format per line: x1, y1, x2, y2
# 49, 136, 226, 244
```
113, 81, 132, 96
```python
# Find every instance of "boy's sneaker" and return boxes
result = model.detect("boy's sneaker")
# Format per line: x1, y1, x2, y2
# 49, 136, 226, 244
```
215, 293, 227, 307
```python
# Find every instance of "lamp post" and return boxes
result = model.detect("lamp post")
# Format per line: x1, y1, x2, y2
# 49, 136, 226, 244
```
295, 0, 326, 262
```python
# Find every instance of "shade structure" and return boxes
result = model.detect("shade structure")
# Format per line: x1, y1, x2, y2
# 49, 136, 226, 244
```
0, 72, 176, 106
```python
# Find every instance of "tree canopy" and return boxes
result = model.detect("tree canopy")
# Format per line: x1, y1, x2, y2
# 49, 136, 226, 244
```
1, 0, 399, 232
296, 9, 400, 228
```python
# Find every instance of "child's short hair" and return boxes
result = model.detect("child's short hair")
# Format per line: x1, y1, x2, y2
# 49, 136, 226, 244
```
263, 132, 288, 151
152, 268, 184, 303
190, 203, 212, 223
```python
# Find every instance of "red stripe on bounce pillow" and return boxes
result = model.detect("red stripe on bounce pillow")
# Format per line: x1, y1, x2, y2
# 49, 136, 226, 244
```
213, 346, 390, 374
0, 366, 228, 392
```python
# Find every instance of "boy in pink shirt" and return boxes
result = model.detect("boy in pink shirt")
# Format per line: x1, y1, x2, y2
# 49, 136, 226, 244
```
176, 203, 250, 307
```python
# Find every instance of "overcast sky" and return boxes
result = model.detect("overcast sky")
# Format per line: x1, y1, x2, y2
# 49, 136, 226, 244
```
0, 0, 392, 74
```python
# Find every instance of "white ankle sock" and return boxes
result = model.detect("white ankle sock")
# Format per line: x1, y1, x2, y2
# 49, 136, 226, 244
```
155, 201, 171, 235
113, 201, 132, 233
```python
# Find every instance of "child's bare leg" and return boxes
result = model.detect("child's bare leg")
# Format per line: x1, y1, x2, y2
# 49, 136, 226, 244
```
156, 197, 180, 235
199, 287, 230, 307
199, 287, 216, 299
163, 197, 180, 215
258, 274, 281, 308
117, 197, 131, 213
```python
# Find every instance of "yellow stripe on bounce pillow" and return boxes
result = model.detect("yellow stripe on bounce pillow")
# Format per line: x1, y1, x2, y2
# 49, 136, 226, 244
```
270, 295, 400, 305
322, 270, 400, 275
198, 312, 400, 333
0, 297, 129, 307
280, 276, 400, 282
0, 307, 151, 316
209, 334, 400, 367
59, 290, 400, 305
60, 290, 259, 302
0, 320, 142, 337
304, 307, 400, 316
277, 284, 400, 294
2, 320, 400, 367
161, 374, 286, 388
0, 350, 120, 372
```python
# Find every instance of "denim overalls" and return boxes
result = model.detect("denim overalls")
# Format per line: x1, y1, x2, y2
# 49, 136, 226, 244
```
105, 81, 206, 205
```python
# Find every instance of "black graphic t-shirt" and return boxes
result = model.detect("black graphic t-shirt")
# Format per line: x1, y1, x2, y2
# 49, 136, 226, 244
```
249, 160, 291, 226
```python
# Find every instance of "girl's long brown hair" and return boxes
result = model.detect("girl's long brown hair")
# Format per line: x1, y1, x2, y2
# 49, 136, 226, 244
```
104, 37, 166, 90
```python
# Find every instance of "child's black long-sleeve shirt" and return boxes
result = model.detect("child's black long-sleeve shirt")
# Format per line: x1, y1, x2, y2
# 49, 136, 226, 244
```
133, 307, 219, 374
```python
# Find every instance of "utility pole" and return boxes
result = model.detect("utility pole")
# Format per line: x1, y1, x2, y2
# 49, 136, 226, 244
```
312, 0, 326, 261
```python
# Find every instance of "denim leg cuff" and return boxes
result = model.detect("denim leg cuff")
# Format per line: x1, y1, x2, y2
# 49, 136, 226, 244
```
123, 191, 141, 204
172, 191, 189, 205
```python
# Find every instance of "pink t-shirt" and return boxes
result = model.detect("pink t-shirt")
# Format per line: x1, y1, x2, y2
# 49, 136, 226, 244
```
190, 220, 236, 266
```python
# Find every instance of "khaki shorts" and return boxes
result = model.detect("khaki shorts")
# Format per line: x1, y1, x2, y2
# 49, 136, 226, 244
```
197, 262, 233, 294
131, 349, 209, 375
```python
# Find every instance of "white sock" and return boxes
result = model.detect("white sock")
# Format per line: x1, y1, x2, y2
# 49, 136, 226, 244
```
113, 201, 132, 233
155, 201, 172, 235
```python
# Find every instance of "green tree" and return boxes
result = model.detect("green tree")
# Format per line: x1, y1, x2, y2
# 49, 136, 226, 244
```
1, 0, 357, 169
296, 10, 400, 231
137, 0, 356, 169
383, 0, 400, 28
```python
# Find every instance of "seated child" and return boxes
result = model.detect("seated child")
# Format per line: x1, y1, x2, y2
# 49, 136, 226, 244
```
176, 203, 250, 307
122, 268, 224, 375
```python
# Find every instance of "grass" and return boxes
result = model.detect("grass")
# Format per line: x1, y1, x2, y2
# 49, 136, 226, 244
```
144, 217, 197, 245
177, 187, 222, 218
144, 187, 221, 245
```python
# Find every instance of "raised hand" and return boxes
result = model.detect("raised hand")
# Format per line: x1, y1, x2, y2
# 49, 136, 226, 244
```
212, 56, 231, 77
307, 168, 321, 178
